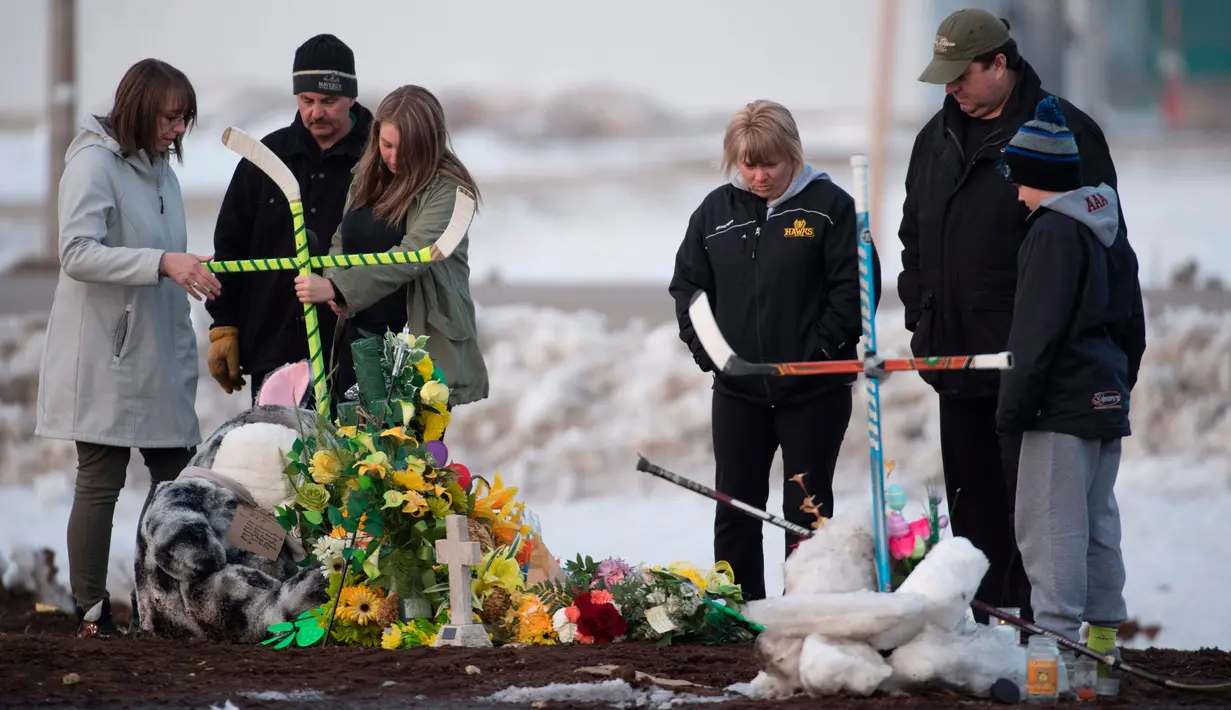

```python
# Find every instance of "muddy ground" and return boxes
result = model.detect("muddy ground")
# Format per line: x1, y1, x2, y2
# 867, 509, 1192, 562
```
3, 587, 1230, 709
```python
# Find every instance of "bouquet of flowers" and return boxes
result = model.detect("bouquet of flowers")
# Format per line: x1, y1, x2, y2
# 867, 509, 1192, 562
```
510, 555, 760, 646
884, 481, 949, 589
265, 329, 533, 648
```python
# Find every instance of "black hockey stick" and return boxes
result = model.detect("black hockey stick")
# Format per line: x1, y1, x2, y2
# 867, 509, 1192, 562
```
635, 454, 1231, 695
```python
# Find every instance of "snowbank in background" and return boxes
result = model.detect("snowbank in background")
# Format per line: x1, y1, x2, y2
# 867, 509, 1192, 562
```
1, 302, 1230, 649
4, 300, 1231, 495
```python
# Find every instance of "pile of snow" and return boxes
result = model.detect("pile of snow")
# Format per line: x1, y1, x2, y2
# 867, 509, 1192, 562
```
742, 519, 1024, 700
483, 679, 727, 708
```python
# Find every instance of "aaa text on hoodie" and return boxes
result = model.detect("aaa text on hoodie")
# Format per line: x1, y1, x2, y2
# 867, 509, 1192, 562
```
996, 184, 1147, 439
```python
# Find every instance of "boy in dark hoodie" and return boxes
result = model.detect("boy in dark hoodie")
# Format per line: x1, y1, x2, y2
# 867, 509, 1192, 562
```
996, 96, 1147, 662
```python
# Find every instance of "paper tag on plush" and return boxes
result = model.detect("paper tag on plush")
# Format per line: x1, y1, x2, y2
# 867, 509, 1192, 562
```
225, 504, 287, 560
645, 605, 676, 634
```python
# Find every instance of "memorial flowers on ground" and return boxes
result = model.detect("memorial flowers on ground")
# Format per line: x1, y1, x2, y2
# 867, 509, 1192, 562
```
261, 328, 760, 650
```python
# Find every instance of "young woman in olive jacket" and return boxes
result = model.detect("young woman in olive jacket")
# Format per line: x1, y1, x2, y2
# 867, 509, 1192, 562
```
293, 85, 489, 414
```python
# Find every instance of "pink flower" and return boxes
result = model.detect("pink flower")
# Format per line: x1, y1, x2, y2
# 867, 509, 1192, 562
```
908, 517, 932, 540
594, 557, 631, 587
889, 535, 917, 560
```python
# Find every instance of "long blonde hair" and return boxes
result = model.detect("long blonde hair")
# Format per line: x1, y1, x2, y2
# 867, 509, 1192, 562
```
349, 85, 480, 224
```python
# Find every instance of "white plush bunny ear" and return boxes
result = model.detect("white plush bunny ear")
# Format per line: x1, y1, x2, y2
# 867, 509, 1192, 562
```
256, 361, 312, 408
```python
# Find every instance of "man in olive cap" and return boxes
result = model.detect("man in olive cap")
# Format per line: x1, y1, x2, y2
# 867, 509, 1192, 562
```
895, 7, 1123, 626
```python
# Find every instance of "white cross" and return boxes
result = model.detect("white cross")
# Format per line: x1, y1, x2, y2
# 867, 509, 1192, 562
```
432, 514, 491, 647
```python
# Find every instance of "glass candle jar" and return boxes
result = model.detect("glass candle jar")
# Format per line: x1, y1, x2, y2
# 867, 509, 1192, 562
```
1025, 635, 1060, 703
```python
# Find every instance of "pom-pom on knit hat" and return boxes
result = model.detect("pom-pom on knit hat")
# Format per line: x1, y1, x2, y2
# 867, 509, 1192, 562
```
1000, 95, 1082, 192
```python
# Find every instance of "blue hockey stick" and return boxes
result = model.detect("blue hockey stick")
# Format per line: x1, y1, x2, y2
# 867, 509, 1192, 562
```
851, 154, 892, 593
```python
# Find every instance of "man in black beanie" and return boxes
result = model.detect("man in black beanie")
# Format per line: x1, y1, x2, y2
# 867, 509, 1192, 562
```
206, 33, 374, 405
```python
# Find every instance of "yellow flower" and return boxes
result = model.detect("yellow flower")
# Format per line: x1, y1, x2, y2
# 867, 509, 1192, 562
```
339, 586, 381, 625
356, 451, 390, 479
472, 552, 525, 599
421, 408, 450, 442
382, 490, 405, 509
657, 561, 735, 592
401, 491, 429, 517
336, 426, 358, 438
472, 472, 517, 521
353, 432, 378, 455
673, 566, 707, 590
514, 595, 557, 645
309, 450, 341, 484
381, 623, 404, 650
393, 465, 429, 493
420, 380, 449, 407
380, 427, 417, 444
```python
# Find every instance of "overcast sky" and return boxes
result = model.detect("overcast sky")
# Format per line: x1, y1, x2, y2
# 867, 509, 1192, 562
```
0, 0, 945, 122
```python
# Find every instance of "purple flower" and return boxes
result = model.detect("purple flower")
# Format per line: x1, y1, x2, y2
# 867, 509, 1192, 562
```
593, 557, 632, 586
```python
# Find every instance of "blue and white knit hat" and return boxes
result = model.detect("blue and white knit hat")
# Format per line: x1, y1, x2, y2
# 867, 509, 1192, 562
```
1000, 96, 1081, 192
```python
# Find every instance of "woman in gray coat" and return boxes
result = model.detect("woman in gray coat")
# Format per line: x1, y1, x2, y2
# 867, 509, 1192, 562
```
34, 58, 222, 639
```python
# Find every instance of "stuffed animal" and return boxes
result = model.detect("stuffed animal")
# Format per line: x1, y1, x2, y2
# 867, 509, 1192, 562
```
133, 363, 331, 643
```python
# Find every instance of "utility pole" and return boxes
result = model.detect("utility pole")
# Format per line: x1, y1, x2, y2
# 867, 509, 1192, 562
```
868, 0, 899, 247
46, 0, 76, 266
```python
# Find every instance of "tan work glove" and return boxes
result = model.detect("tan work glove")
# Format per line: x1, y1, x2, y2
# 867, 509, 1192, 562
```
207, 326, 244, 393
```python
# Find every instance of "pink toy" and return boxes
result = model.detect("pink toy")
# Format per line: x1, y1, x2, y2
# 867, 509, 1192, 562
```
256, 362, 312, 408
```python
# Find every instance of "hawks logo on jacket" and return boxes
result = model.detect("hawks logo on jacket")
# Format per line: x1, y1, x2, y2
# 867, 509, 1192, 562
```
134, 396, 330, 643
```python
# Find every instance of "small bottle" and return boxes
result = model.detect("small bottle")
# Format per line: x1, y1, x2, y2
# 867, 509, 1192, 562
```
1025, 635, 1060, 703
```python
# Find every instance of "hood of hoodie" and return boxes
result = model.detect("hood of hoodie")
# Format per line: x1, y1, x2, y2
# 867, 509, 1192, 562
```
1039, 183, 1120, 248
732, 163, 831, 215
66, 113, 169, 186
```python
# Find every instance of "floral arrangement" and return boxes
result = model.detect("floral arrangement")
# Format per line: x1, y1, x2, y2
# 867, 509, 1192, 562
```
505, 555, 761, 646
265, 329, 534, 648
262, 328, 761, 650
884, 481, 949, 588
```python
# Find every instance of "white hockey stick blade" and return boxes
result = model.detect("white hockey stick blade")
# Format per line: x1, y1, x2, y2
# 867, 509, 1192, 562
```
432, 187, 477, 260
970, 352, 1014, 370
688, 290, 736, 372
222, 127, 302, 204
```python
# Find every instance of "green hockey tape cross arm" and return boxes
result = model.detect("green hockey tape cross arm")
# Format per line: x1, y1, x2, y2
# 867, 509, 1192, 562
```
203, 246, 439, 274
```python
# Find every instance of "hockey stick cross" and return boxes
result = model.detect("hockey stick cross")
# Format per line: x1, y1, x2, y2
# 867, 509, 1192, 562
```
203, 127, 474, 415
685, 154, 1014, 593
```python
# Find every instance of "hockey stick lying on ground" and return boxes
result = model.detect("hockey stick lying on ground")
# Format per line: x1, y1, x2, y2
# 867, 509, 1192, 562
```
634, 454, 1231, 695
972, 601, 1231, 693
686, 290, 1013, 377
209, 127, 474, 413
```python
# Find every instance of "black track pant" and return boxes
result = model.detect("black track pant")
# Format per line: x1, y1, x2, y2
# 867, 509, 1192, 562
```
712, 385, 853, 601
938, 394, 1033, 623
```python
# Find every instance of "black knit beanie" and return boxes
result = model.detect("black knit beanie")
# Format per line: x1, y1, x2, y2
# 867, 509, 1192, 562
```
292, 34, 357, 97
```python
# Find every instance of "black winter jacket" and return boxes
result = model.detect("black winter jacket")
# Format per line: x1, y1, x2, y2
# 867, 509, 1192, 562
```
669, 165, 881, 407
206, 104, 373, 376
897, 60, 1120, 399
996, 185, 1146, 440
